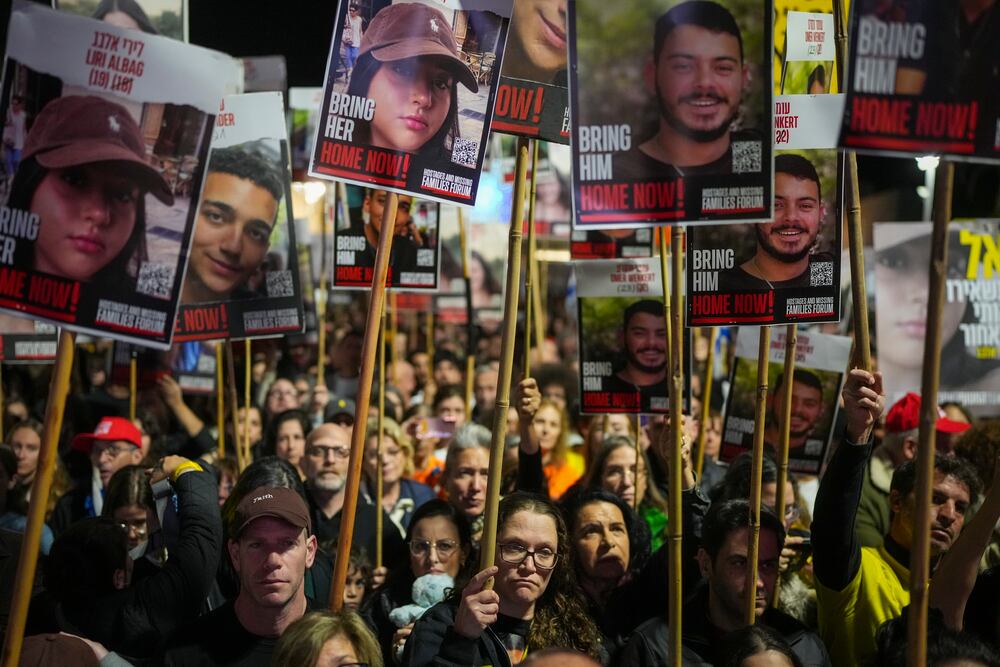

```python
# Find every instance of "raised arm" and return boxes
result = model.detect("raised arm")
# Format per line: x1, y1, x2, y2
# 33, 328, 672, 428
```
515, 378, 545, 494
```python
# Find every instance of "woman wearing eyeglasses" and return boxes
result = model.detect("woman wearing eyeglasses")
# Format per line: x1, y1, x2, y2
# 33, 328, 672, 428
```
402, 492, 604, 666
362, 417, 436, 536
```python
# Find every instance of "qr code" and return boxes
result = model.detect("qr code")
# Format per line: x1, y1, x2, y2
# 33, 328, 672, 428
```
266, 270, 294, 297
810, 261, 834, 287
451, 138, 479, 168
136, 262, 175, 300
732, 141, 761, 173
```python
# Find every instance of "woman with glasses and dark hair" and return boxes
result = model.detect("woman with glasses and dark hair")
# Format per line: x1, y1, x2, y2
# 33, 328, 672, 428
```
403, 492, 604, 666
274, 610, 384, 667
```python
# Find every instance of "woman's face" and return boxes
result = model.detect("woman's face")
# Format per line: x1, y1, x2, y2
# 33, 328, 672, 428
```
494, 510, 558, 608
509, 0, 568, 79
367, 57, 453, 153
436, 396, 466, 425
10, 426, 40, 481
316, 632, 361, 667
605, 414, 631, 435
364, 434, 404, 486
469, 255, 486, 292
32, 164, 140, 281
237, 407, 263, 445
573, 501, 629, 584
113, 503, 151, 551
531, 405, 562, 453
276, 419, 306, 468
704, 415, 722, 460
601, 445, 647, 506
409, 514, 465, 579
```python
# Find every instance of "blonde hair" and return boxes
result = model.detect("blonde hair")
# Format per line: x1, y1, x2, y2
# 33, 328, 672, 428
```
365, 416, 414, 476
272, 611, 383, 667
534, 399, 570, 467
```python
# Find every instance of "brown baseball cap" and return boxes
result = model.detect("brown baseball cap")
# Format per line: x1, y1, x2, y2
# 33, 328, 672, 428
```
359, 3, 479, 92
20, 633, 100, 667
233, 486, 312, 537
23, 95, 174, 205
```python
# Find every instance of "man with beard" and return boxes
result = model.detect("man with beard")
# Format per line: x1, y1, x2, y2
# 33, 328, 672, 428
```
762, 369, 826, 456
603, 300, 669, 413
614, 0, 759, 179
718, 154, 830, 291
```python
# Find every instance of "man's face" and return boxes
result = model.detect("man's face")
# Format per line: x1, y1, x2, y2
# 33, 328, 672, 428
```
755, 172, 823, 263
228, 517, 317, 609
701, 526, 780, 623
771, 379, 824, 439
189, 172, 277, 301
474, 368, 499, 408
90, 439, 143, 487
434, 360, 463, 386
647, 24, 748, 142
364, 190, 414, 237
893, 471, 970, 556
303, 425, 352, 493
445, 447, 490, 518
622, 311, 667, 374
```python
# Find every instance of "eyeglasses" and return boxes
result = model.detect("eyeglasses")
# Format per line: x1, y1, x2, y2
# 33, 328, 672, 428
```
410, 538, 459, 559
307, 445, 351, 460
784, 505, 800, 522
268, 389, 298, 399
498, 542, 558, 570
92, 442, 139, 459
118, 520, 148, 537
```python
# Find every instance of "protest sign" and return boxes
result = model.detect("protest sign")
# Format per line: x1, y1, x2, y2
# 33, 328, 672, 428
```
333, 185, 441, 290
0, 2, 236, 349
840, 1, 1000, 161
242, 56, 287, 94
55, 0, 187, 42
571, 229, 654, 260
290, 87, 324, 178
0, 314, 56, 362
721, 327, 850, 474
174, 92, 303, 342
469, 221, 507, 327
309, 0, 515, 206
569, 0, 773, 227
576, 257, 689, 414
875, 220, 1000, 416
111, 339, 217, 395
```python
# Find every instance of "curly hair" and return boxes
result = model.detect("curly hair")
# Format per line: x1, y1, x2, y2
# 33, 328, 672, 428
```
955, 421, 1000, 488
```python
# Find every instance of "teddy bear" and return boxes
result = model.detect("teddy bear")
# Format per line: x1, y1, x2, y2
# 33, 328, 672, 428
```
389, 572, 455, 628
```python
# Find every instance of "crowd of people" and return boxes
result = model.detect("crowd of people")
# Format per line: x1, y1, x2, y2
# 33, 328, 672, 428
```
1, 315, 1000, 667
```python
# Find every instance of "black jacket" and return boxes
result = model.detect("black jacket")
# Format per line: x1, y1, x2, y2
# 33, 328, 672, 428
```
401, 599, 513, 667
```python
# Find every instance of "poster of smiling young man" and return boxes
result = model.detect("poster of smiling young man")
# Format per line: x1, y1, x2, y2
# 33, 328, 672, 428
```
174, 92, 302, 342
576, 257, 690, 414
309, 0, 514, 207
0, 2, 236, 349
721, 326, 850, 474
569, 0, 773, 228
840, 1, 1000, 161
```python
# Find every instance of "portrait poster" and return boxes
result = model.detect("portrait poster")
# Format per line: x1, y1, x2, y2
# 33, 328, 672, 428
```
575, 257, 690, 414
571, 229, 654, 260
839, 0, 1000, 161
874, 220, 1000, 417
569, 0, 773, 228
289, 87, 324, 179
309, 0, 515, 206
174, 92, 303, 342
0, 313, 56, 362
720, 326, 850, 474
469, 220, 507, 327
242, 56, 288, 94
533, 143, 573, 240
0, 2, 236, 349
55, 0, 188, 42
110, 339, 216, 394
332, 184, 441, 290
492, 0, 570, 142
687, 3, 842, 326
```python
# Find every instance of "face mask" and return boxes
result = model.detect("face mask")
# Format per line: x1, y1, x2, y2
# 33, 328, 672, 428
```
129, 541, 148, 561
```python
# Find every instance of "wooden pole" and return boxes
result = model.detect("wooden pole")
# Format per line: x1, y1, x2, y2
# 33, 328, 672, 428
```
668, 226, 685, 667
695, 327, 718, 478
479, 137, 530, 580
658, 230, 673, 368
243, 338, 252, 466
1, 331, 75, 667
524, 140, 539, 377
425, 311, 434, 394
458, 209, 474, 420
129, 350, 137, 421
225, 342, 244, 472
375, 301, 386, 570
316, 203, 330, 389
906, 161, 954, 667
330, 192, 399, 611
746, 326, 771, 624
772, 324, 797, 607
216, 341, 225, 458
389, 291, 398, 370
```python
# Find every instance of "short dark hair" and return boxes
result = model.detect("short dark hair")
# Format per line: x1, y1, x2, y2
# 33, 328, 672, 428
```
712, 451, 778, 504
623, 300, 665, 329
891, 454, 982, 507
208, 144, 285, 203
433, 383, 465, 411
654, 1, 743, 62
721, 625, 804, 667
775, 153, 822, 200
701, 498, 785, 564
434, 350, 462, 370
46, 518, 128, 604
774, 368, 824, 397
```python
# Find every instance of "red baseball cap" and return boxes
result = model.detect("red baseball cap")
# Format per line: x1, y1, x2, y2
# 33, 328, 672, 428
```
71, 416, 143, 454
885, 392, 971, 435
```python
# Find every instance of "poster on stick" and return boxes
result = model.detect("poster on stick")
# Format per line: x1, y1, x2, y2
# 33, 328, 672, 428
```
111, 339, 217, 395
875, 220, 1000, 417
576, 257, 690, 414
569, 0, 774, 228
174, 92, 303, 342
840, 1, 1000, 161
571, 229, 654, 260
0, 1, 236, 348
55, 0, 188, 42
721, 326, 850, 474
0, 314, 56, 362
309, 0, 514, 206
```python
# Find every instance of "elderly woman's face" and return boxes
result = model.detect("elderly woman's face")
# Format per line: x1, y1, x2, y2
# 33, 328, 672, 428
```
573, 500, 629, 584
367, 57, 453, 153
32, 164, 140, 281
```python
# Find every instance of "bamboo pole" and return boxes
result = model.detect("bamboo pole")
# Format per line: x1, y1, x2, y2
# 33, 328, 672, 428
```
129, 350, 137, 421
479, 137, 531, 580
695, 327, 718, 478
667, 226, 685, 667
317, 211, 329, 389
216, 341, 225, 458
243, 339, 252, 466
225, 343, 244, 472
459, 209, 474, 420
906, 161, 954, 667
1, 331, 75, 667
524, 140, 539, 377
330, 192, 399, 611
375, 301, 386, 570
425, 310, 434, 401
772, 324, 797, 607
389, 291, 398, 369
746, 326, 771, 624
658, 230, 673, 369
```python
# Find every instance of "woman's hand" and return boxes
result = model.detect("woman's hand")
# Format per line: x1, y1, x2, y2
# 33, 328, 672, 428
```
453, 566, 500, 639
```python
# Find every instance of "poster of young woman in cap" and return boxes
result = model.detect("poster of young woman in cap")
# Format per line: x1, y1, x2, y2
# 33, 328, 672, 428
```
332, 184, 441, 290
309, 0, 514, 207
0, 314, 56, 362
56, 0, 187, 42
721, 327, 850, 474
0, 2, 236, 349
174, 92, 303, 342
575, 258, 690, 414
569, 0, 773, 228
875, 221, 1000, 417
